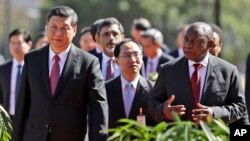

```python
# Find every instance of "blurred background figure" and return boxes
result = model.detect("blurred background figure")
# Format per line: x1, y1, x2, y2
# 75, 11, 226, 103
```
96, 17, 125, 81
131, 17, 151, 44
209, 24, 223, 57
169, 25, 189, 58
0, 28, 32, 119
90, 19, 105, 55
0, 54, 4, 64
33, 31, 48, 49
79, 26, 97, 54
141, 28, 173, 79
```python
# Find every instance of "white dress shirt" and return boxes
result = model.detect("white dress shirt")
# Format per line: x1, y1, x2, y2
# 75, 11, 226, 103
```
49, 44, 71, 77
9, 59, 24, 115
101, 53, 120, 79
121, 75, 140, 116
146, 50, 163, 79
188, 53, 209, 101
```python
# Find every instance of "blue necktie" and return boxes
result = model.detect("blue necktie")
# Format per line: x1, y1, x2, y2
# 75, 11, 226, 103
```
124, 83, 133, 117
15, 64, 22, 101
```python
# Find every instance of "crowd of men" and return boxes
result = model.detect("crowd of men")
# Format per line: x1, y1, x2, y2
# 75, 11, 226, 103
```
0, 6, 249, 141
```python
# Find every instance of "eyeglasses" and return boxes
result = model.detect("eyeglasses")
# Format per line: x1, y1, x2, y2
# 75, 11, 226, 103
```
119, 52, 142, 59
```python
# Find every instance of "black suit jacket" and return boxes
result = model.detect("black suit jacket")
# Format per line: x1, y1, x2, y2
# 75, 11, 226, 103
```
143, 53, 173, 73
245, 53, 250, 121
148, 55, 249, 125
169, 48, 179, 58
0, 60, 12, 112
105, 76, 155, 129
12, 44, 108, 141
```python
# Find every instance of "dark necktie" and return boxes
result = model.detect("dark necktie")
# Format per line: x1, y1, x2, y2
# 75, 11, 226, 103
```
105, 59, 114, 81
191, 63, 203, 107
15, 64, 22, 100
50, 55, 60, 96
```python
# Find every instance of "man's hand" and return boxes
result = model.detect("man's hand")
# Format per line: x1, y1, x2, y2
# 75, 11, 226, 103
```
192, 103, 213, 122
162, 95, 186, 120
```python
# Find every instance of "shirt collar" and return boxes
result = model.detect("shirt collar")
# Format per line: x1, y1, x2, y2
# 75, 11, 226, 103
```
148, 49, 162, 62
13, 58, 24, 67
49, 44, 71, 62
188, 53, 210, 68
121, 75, 140, 91
102, 52, 115, 64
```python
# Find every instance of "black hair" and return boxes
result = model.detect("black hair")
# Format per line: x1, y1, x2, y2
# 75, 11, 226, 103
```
114, 38, 142, 58
210, 24, 223, 44
97, 17, 124, 35
47, 6, 78, 26
9, 28, 32, 43
90, 19, 104, 42
79, 27, 91, 37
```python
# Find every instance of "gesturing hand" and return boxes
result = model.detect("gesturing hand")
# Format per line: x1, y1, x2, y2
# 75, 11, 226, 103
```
192, 103, 214, 123
162, 95, 186, 120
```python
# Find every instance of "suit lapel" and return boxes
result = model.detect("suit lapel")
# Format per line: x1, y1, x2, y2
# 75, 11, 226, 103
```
52, 45, 79, 99
200, 55, 217, 104
40, 46, 52, 99
128, 76, 149, 118
180, 58, 196, 108
113, 77, 127, 117
3, 61, 12, 110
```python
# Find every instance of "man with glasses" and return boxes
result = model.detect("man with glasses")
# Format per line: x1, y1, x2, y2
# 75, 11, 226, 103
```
105, 38, 155, 129
131, 17, 151, 44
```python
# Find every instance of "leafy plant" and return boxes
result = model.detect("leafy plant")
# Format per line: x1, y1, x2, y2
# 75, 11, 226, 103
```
106, 113, 229, 141
0, 105, 12, 141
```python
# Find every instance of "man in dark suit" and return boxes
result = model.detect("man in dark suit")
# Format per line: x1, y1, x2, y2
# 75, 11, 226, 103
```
209, 24, 223, 57
169, 25, 188, 58
148, 22, 248, 126
141, 28, 173, 79
106, 38, 155, 129
78, 26, 97, 55
245, 54, 250, 121
0, 28, 32, 118
12, 6, 108, 141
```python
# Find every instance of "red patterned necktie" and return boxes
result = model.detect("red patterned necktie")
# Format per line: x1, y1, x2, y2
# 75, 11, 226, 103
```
50, 55, 60, 96
191, 63, 203, 107
105, 59, 114, 81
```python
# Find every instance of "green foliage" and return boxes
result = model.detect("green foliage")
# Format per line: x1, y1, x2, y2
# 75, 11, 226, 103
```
107, 113, 229, 141
0, 106, 12, 141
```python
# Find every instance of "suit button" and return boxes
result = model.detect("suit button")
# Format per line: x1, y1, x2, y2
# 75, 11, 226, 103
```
49, 129, 52, 133
45, 124, 49, 128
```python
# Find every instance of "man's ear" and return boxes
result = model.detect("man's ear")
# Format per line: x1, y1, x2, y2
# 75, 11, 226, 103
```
96, 35, 100, 44
115, 58, 119, 66
208, 39, 215, 49
28, 41, 32, 49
